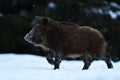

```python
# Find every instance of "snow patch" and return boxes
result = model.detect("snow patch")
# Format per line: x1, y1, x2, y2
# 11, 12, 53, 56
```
0, 53, 120, 80
110, 2, 120, 9
108, 10, 118, 19
48, 2, 56, 9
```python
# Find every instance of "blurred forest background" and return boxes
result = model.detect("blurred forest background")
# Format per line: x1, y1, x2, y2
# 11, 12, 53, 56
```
0, 0, 120, 61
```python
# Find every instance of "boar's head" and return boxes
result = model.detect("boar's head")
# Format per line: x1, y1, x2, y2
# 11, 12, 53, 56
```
24, 16, 52, 46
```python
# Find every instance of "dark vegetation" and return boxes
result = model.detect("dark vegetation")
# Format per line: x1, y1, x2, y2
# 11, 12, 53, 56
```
0, 0, 120, 61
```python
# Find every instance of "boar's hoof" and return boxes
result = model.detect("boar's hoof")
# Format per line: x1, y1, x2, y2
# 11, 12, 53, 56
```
54, 63, 60, 70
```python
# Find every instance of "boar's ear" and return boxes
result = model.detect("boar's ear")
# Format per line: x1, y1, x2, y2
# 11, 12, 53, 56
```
41, 17, 49, 26
35, 16, 49, 26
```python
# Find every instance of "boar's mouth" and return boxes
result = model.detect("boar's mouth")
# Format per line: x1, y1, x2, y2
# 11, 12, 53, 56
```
24, 33, 47, 47
24, 34, 49, 50
24, 33, 33, 44
24, 33, 39, 45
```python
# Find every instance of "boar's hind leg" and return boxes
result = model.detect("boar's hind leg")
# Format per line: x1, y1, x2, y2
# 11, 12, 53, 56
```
54, 53, 61, 70
82, 54, 93, 70
101, 53, 113, 69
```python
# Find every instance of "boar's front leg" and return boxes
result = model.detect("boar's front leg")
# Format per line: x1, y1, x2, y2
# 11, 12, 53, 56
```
54, 53, 61, 70
46, 50, 55, 65
46, 50, 61, 70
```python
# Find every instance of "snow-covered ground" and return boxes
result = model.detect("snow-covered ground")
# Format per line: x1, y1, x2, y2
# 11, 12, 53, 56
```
0, 53, 120, 80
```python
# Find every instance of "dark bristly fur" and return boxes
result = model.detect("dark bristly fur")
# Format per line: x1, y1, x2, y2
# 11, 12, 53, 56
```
24, 16, 113, 70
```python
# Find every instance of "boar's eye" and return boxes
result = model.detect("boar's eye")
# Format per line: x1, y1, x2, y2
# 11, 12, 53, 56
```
34, 24, 42, 29
36, 24, 40, 27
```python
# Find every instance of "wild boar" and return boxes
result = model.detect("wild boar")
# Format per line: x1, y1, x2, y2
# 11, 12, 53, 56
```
24, 16, 113, 70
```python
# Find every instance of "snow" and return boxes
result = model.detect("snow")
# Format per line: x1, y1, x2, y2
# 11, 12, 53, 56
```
0, 13, 4, 17
110, 2, 120, 9
0, 54, 120, 80
108, 10, 118, 19
91, 2, 120, 20
48, 2, 56, 9
33, 4, 36, 8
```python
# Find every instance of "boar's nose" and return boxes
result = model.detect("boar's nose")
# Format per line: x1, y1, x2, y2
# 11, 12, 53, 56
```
24, 34, 32, 43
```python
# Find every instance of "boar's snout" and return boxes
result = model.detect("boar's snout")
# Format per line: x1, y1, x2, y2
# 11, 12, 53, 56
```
24, 33, 33, 43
